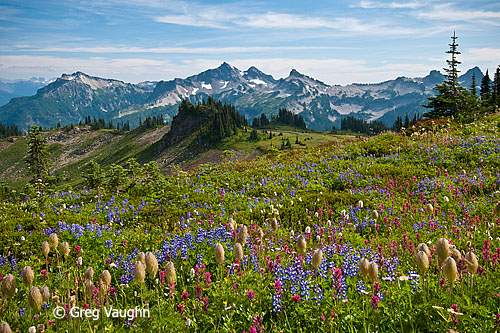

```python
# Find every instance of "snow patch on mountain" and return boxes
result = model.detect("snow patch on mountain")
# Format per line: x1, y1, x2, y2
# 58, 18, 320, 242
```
152, 94, 181, 107
250, 79, 267, 86
331, 103, 363, 115
368, 107, 394, 121
61, 72, 127, 91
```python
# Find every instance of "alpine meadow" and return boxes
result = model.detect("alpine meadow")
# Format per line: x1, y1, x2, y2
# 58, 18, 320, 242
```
1, 0, 500, 332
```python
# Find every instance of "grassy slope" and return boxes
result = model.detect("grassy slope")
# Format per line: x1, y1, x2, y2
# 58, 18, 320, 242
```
0, 125, 170, 190
0, 124, 345, 190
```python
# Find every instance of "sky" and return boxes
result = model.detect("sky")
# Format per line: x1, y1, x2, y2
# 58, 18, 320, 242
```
0, 0, 499, 85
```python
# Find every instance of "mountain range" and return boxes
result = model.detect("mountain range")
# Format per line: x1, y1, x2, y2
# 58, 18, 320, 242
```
0, 63, 484, 131
0, 77, 54, 107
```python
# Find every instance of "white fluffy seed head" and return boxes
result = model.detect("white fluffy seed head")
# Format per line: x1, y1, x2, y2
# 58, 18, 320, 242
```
236, 225, 248, 246
443, 196, 450, 203
495, 202, 500, 216
271, 218, 278, 232
368, 262, 378, 283
134, 261, 146, 284
85, 267, 94, 281
41, 241, 50, 258
99, 279, 108, 295
22, 266, 34, 287
425, 203, 434, 215
28, 286, 43, 312
436, 238, 450, 262
465, 251, 478, 275
39, 286, 50, 302
215, 243, 225, 265
137, 252, 146, 266
416, 251, 430, 275
358, 200, 364, 208
449, 246, 461, 262
443, 257, 457, 284
0, 322, 12, 333
165, 261, 176, 284
234, 242, 244, 261
297, 235, 307, 254
228, 217, 236, 230
60, 242, 70, 258
312, 249, 323, 270
258, 228, 264, 240
85, 280, 94, 300
145, 252, 158, 278
1, 274, 16, 299
372, 210, 379, 220
101, 270, 112, 287
49, 233, 58, 249
359, 258, 369, 279
416, 243, 431, 257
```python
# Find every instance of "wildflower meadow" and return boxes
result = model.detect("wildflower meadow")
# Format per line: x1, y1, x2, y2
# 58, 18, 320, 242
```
1, 115, 500, 332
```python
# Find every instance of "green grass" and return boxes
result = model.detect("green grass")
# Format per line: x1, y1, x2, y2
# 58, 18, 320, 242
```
0, 124, 352, 191
218, 127, 350, 153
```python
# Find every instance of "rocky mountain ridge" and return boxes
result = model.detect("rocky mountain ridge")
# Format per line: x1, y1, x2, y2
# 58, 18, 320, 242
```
0, 63, 484, 131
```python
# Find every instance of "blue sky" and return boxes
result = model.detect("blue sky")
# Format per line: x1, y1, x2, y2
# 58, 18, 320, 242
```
0, 0, 499, 85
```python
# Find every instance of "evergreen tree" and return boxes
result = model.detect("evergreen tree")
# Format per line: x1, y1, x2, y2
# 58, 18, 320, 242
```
424, 32, 477, 120
107, 164, 126, 193
84, 161, 105, 198
249, 128, 259, 141
126, 158, 141, 179
169, 99, 247, 144
0, 121, 22, 139
470, 73, 477, 96
412, 114, 418, 126
445, 32, 460, 95
392, 116, 403, 132
492, 66, 500, 108
340, 116, 388, 135
480, 70, 491, 100
260, 113, 269, 126
404, 114, 410, 129
26, 125, 49, 193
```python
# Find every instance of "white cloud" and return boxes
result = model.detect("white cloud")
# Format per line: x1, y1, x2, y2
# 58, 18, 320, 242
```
237, 12, 423, 35
0, 55, 442, 85
151, 3, 422, 36
28, 45, 343, 54
194, 58, 438, 85
0, 55, 177, 82
357, 1, 426, 9
241, 13, 337, 29
463, 48, 500, 63
461, 48, 500, 74
154, 14, 227, 29
416, 3, 500, 25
